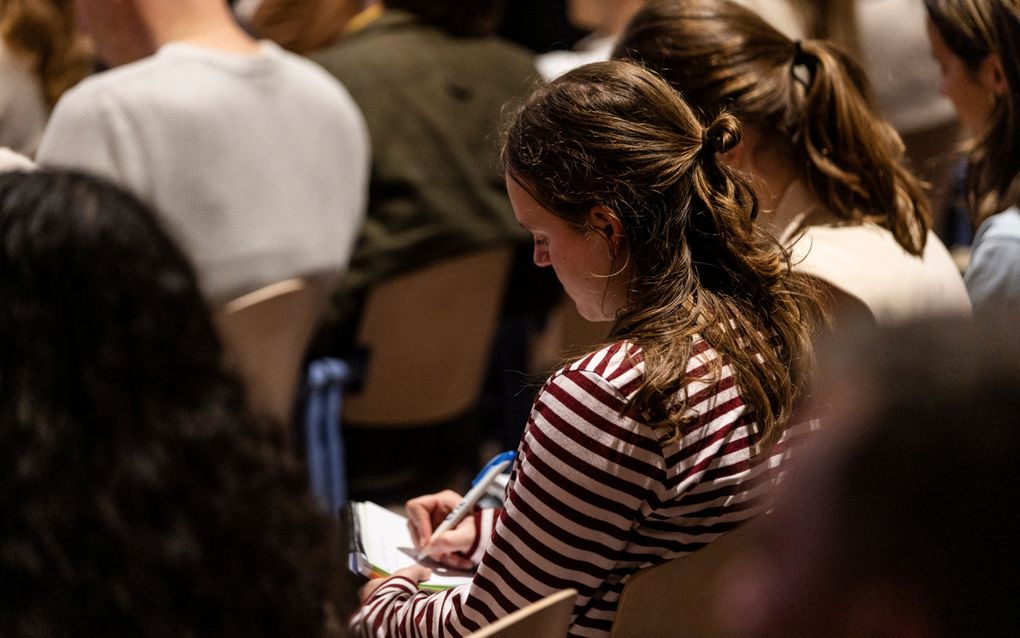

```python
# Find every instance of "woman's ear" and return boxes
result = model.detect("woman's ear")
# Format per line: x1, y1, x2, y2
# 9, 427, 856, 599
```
720, 125, 761, 173
980, 53, 1008, 98
588, 204, 626, 255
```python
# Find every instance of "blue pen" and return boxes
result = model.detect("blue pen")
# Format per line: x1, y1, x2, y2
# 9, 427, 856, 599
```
415, 451, 516, 560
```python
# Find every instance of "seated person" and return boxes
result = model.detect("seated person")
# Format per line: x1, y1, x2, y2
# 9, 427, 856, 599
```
536, 0, 646, 80
37, 0, 368, 305
349, 60, 826, 637
308, 0, 537, 354
0, 170, 350, 636
925, 0, 1020, 314
616, 0, 971, 324
722, 314, 1020, 637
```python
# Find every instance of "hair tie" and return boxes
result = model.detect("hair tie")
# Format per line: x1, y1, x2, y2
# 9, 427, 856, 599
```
791, 39, 812, 87
792, 40, 809, 66
700, 115, 741, 157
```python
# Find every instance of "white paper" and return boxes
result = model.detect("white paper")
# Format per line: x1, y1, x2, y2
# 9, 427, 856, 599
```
355, 501, 474, 590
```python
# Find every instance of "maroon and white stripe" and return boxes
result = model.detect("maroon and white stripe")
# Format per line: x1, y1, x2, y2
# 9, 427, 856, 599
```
351, 339, 805, 637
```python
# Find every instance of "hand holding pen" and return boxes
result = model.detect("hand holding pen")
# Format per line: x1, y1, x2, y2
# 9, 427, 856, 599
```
406, 451, 516, 568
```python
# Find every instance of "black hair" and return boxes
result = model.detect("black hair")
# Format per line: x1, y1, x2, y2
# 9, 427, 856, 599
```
0, 170, 346, 636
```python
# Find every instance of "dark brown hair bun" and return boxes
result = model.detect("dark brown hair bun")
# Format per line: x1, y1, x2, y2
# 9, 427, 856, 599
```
702, 113, 742, 156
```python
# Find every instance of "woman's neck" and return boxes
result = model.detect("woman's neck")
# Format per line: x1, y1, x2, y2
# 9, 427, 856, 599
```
743, 148, 809, 242
762, 180, 821, 244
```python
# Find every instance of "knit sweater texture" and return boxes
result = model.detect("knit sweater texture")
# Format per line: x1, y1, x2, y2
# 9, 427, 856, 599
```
38, 41, 369, 304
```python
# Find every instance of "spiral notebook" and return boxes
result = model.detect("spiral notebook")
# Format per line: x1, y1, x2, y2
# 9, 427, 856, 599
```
346, 500, 474, 591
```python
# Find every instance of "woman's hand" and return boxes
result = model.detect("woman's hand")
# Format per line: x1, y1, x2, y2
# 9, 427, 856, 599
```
359, 565, 432, 602
406, 490, 477, 570
405, 490, 462, 549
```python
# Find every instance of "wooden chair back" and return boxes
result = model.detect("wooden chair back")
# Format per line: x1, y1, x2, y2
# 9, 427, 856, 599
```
343, 247, 513, 426
528, 296, 612, 373
610, 520, 760, 638
467, 589, 576, 638
216, 277, 325, 426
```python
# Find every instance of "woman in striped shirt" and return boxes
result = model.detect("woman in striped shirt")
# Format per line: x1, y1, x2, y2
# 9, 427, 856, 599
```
351, 60, 825, 637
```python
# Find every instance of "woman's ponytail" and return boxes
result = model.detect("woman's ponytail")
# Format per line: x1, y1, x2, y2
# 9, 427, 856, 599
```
615, 0, 931, 256
503, 60, 825, 449
702, 112, 742, 157
790, 39, 929, 255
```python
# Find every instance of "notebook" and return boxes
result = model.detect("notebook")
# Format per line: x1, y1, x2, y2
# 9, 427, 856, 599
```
346, 500, 474, 591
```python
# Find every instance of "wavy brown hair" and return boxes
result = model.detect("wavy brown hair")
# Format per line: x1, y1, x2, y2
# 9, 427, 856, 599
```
614, 0, 930, 256
251, 0, 359, 55
0, 0, 91, 107
791, 0, 860, 58
502, 60, 825, 449
926, 0, 1020, 226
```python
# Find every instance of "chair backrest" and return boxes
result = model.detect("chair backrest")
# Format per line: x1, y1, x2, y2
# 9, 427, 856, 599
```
528, 296, 612, 373
467, 589, 577, 638
609, 520, 760, 638
216, 277, 325, 426
343, 247, 513, 426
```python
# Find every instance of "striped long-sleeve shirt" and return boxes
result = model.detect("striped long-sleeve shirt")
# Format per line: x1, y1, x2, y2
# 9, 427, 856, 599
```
351, 339, 800, 637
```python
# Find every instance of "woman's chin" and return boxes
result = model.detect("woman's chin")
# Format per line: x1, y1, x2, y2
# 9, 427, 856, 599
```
573, 302, 612, 324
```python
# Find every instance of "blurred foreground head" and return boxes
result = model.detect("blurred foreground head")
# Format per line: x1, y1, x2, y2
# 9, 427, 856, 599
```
725, 313, 1020, 637
0, 170, 345, 636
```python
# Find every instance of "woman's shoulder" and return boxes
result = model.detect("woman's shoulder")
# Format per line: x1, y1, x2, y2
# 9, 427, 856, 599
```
975, 207, 1020, 244
550, 341, 645, 402
550, 337, 721, 400
792, 222, 970, 321
535, 337, 732, 449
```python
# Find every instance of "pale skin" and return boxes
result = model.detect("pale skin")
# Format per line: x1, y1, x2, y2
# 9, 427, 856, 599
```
506, 175, 630, 323
361, 176, 632, 593
925, 18, 1006, 138
567, 0, 647, 37
75, 0, 261, 67
723, 126, 801, 234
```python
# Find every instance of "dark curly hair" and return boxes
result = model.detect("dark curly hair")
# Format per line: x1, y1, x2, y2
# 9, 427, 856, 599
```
0, 170, 347, 637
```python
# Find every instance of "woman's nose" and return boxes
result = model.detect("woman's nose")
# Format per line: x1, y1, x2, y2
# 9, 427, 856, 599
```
533, 244, 551, 267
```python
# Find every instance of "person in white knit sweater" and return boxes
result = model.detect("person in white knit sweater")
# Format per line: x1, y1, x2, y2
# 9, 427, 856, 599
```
36, 0, 369, 305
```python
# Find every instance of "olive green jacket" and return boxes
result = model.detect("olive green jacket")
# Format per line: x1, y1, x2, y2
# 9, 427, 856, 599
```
311, 10, 536, 303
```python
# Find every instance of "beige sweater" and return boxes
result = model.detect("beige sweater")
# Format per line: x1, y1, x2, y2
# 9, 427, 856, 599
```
770, 181, 971, 323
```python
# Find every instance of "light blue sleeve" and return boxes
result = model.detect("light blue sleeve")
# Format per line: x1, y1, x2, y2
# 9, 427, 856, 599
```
965, 210, 1020, 314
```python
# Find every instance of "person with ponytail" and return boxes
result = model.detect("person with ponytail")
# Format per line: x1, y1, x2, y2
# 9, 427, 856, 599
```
925, 0, 1020, 314
616, 0, 971, 324
0, 0, 91, 155
350, 60, 824, 637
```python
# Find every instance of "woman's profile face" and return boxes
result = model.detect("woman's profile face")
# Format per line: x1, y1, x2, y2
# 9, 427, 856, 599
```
926, 18, 997, 136
506, 175, 627, 322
